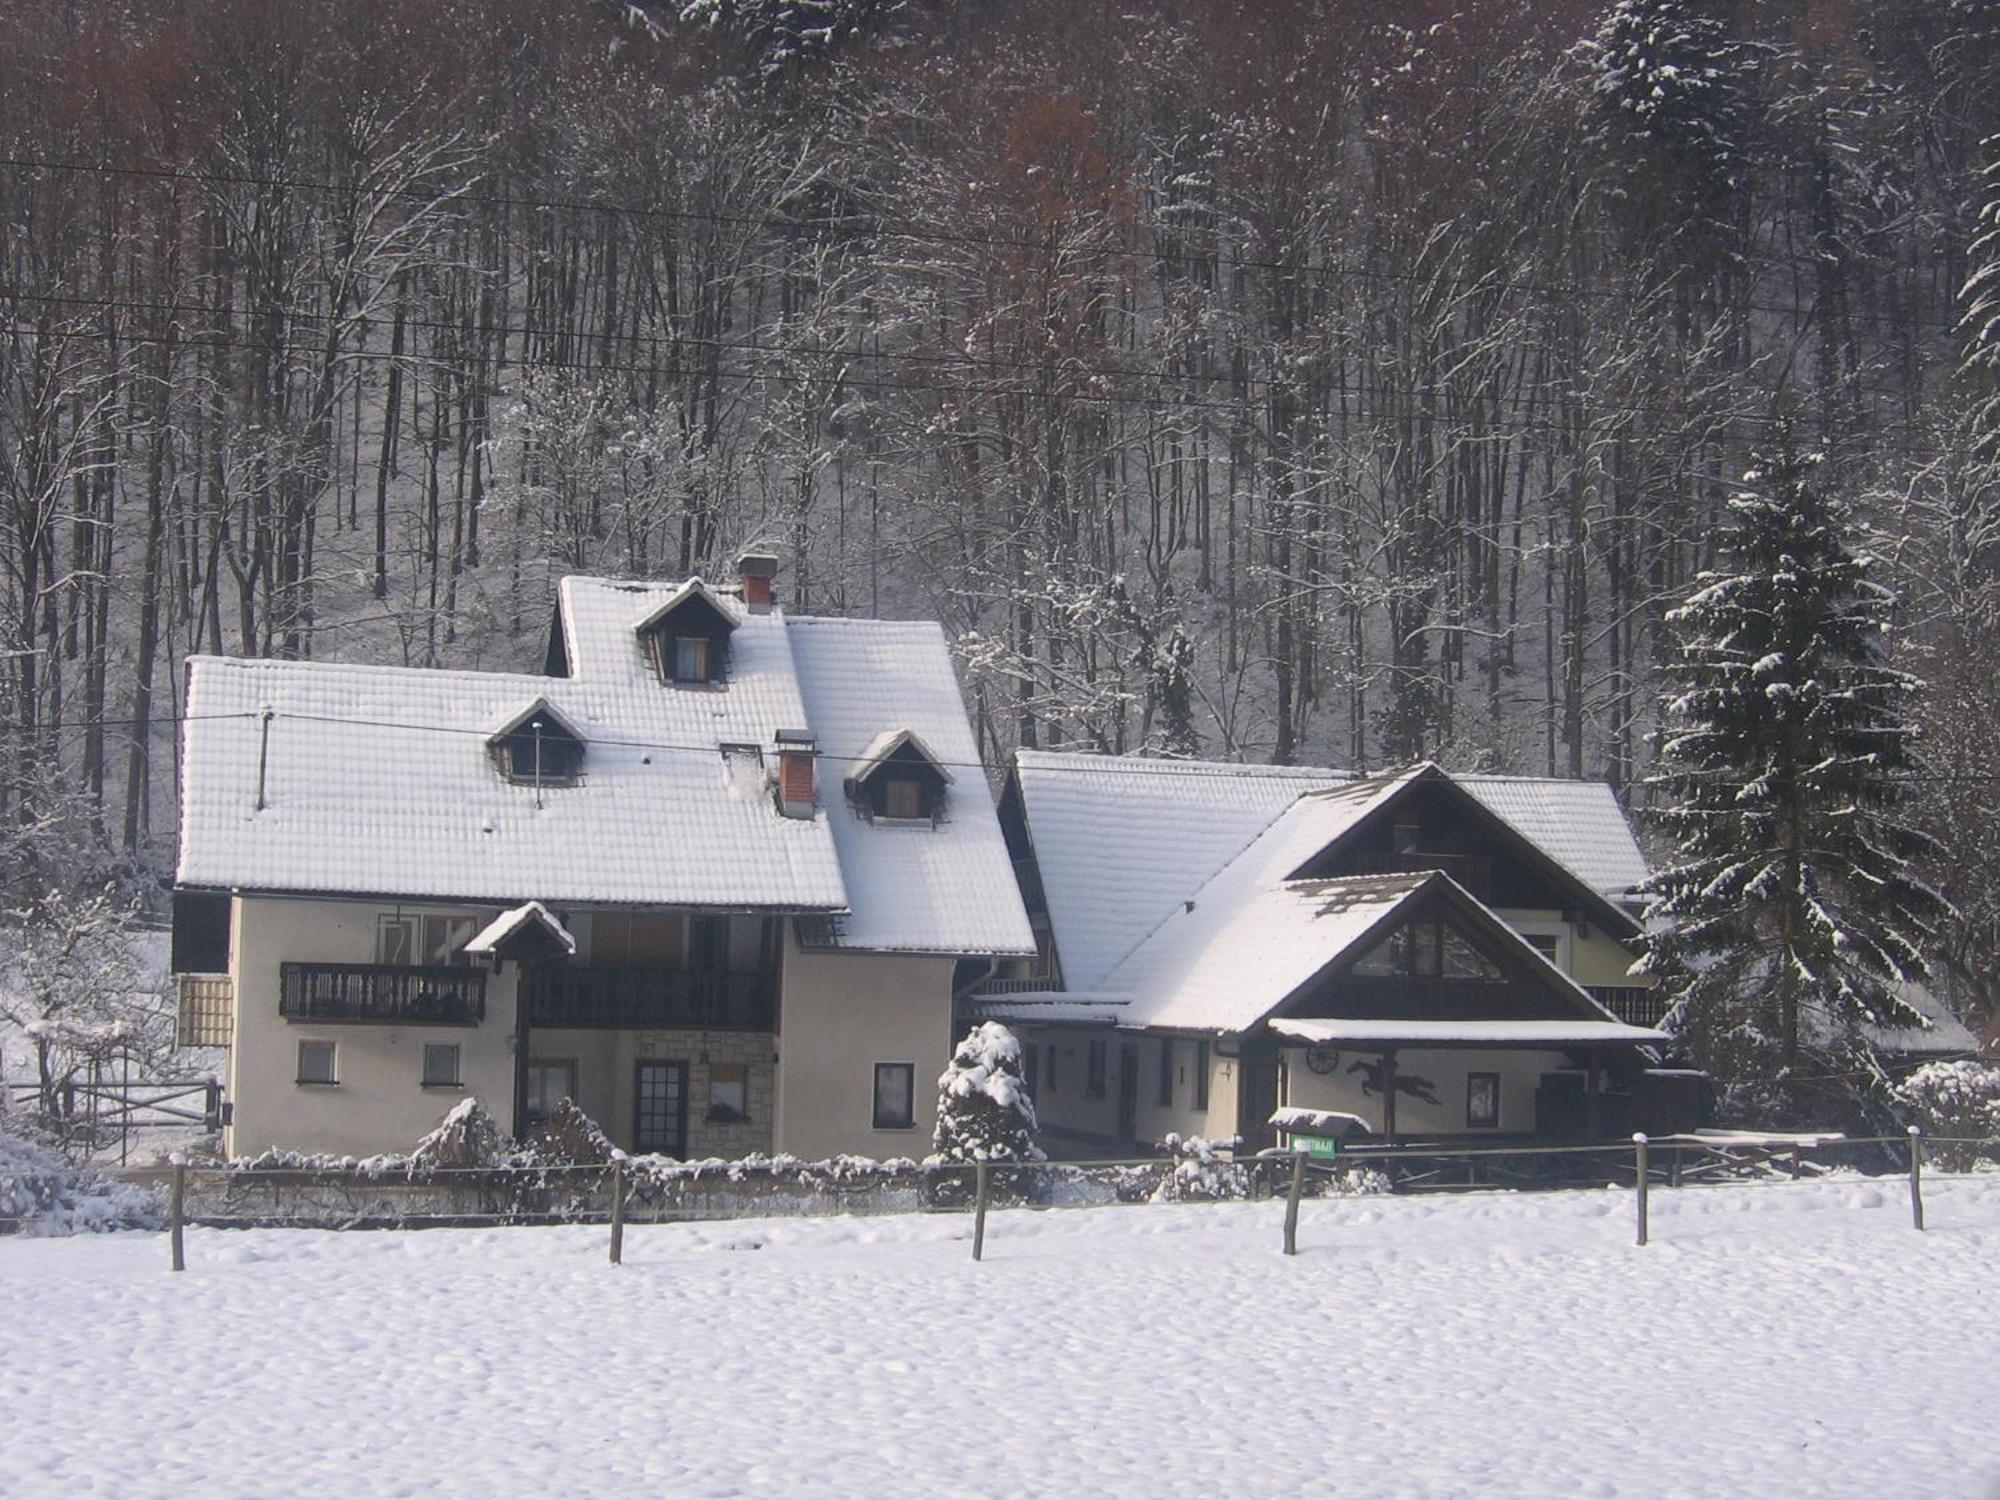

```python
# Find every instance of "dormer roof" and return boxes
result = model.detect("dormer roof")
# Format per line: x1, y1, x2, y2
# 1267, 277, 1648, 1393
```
848, 728, 955, 786
632, 576, 738, 638
484, 696, 587, 747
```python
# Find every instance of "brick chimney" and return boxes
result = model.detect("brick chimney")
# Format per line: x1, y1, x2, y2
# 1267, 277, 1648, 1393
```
738, 549, 779, 614
774, 729, 817, 819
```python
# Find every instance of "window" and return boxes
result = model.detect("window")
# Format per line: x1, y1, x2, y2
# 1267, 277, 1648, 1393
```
707, 1064, 749, 1124
1353, 914, 1504, 982
672, 636, 710, 683
1023, 1044, 1039, 1104
1194, 1040, 1210, 1111
297, 1040, 337, 1085
884, 775, 926, 820
1467, 1072, 1501, 1129
378, 914, 477, 967
1522, 933, 1563, 969
524, 1061, 577, 1127
873, 1063, 916, 1130
1158, 1039, 1175, 1107
422, 1043, 461, 1088
1086, 1038, 1107, 1099
1392, 821, 1422, 854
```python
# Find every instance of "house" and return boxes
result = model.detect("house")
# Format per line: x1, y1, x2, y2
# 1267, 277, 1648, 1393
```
974, 753, 1690, 1151
170, 556, 1035, 1160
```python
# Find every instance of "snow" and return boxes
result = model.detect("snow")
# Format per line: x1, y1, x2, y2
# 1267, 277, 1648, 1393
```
786, 617, 1034, 956
1270, 1017, 1672, 1047
179, 577, 849, 910
5, 1177, 1998, 1496
1268, 1106, 1371, 1137
462, 901, 575, 956
1014, 752, 1649, 991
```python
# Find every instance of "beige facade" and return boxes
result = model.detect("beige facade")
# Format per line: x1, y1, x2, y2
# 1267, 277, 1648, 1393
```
774, 926, 958, 1160
1279, 1044, 1575, 1137
226, 894, 521, 1159
222, 894, 967, 1163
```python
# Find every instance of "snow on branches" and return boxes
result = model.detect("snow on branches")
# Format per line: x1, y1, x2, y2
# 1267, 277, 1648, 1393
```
932, 1022, 1043, 1164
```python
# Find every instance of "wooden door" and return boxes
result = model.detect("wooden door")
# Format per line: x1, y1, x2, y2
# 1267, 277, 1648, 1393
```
1117, 1042, 1139, 1141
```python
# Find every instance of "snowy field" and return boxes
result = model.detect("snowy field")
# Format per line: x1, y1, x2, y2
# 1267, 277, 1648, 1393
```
7, 1176, 1998, 1499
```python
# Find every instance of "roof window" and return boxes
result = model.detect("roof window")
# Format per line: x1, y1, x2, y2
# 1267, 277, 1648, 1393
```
845, 729, 952, 825
634, 579, 736, 687
487, 700, 586, 789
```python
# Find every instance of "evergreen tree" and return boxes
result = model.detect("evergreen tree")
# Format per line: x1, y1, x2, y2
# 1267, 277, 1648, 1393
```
1641, 433, 1949, 1116
933, 1023, 1043, 1163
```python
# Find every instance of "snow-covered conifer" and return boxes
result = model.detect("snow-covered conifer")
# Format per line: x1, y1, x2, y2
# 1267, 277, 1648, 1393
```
932, 1022, 1043, 1163
1642, 432, 1950, 1115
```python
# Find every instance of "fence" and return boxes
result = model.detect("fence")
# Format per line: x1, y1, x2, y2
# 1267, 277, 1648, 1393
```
2, 1069, 223, 1166
150, 1127, 2000, 1272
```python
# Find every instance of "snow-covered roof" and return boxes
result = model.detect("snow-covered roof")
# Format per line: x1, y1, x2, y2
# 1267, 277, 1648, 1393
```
1012, 751, 1650, 991
179, 578, 847, 909
631, 576, 737, 636
179, 578, 1027, 959
1868, 984, 1981, 1058
965, 993, 1133, 1026
1269, 1017, 1670, 1047
463, 902, 576, 957
784, 617, 1033, 957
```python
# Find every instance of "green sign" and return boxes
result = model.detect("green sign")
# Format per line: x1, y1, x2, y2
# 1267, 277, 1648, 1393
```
1292, 1134, 1340, 1159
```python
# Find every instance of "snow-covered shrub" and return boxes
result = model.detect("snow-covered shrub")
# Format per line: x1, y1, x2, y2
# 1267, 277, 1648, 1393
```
522, 1098, 615, 1166
933, 1023, 1043, 1164
1899, 1062, 2000, 1170
409, 1098, 508, 1173
0, 1121, 161, 1235
1150, 1134, 1255, 1203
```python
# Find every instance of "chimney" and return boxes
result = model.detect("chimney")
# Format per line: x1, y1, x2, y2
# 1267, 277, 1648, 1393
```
774, 729, 817, 819
738, 549, 779, 614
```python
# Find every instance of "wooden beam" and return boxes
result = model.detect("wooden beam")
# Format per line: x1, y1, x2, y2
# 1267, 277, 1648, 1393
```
1382, 1049, 1398, 1144
1585, 1052, 1601, 1140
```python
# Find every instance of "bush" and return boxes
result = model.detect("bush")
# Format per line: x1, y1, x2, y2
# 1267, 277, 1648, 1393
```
1899, 1061, 2000, 1170
933, 1022, 1043, 1164
409, 1098, 508, 1173
0, 1121, 161, 1235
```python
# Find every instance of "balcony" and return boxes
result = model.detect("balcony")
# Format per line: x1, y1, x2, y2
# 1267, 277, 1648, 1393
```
279, 963, 486, 1026
525, 967, 775, 1030
1586, 986, 1671, 1029
177, 973, 234, 1047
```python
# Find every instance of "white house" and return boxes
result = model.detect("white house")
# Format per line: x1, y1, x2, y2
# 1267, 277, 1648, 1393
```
171, 556, 1034, 1160
976, 753, 1693, 1150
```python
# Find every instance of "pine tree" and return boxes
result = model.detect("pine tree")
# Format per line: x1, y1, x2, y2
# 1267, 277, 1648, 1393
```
1642, 433, 1949, 1117
932, 1023, 1043, 1163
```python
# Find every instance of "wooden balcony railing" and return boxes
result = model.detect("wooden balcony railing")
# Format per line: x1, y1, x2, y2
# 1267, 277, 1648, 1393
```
525, 967, 774, 1030
177, 973, 234, 1047
279, 963, 486, 1026
1586, 986, 1671, 1029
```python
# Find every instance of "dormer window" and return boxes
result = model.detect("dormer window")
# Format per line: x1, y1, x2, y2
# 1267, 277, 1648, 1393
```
486, 700, 586, 787
846, 728, 953, 826
634, 579, 736, 688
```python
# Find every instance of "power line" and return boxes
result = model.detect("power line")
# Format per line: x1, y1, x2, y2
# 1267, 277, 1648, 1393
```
0, 153, 1952, 334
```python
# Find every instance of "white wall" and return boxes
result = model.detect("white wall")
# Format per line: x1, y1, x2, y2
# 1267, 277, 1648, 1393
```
1280, 1046, 1578, 1137
226, 895, 519, 1159
1018, 1027, 1240, 1149
774, 924, 958, 1160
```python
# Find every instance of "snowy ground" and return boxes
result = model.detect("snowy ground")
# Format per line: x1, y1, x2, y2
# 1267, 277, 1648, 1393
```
7, 1176, 1998, 1499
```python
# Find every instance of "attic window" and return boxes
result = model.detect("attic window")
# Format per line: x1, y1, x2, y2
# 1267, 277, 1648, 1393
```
1352, 912, 1504, 982
487, 704, 586, 788
634, 579, 736, 688
845, 729, 953, 826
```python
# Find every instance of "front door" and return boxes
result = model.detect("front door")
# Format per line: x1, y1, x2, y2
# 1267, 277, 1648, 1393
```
1117, 1043, 1139, 1142
633, 1060, 688, 1156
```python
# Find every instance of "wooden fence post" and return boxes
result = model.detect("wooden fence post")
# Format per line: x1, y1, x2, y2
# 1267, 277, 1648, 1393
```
608, 1156, 627, 1266
1283, 1149, 1307, 1257
971, 1162, 991, 1263
1633, 1134, 1649, 1248
170, 1159, 186, 1273
1907, 1126, 1924, 1233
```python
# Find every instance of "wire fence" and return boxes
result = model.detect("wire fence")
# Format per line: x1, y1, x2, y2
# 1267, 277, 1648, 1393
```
141, 1127, 2000, 1272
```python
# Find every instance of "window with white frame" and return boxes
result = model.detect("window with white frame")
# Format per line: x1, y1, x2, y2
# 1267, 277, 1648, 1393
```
524, 1060, 577, 1128
422, 1043, 462, 1088
707, 1064, 749, 1123
872, 1062, 915, 1130
378, 913, 478, 967
297, 1039, 337, 1085
1467, 1072, 1501, 1129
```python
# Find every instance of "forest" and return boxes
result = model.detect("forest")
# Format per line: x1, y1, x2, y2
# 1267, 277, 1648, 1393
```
3, 0, 2000, 1019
